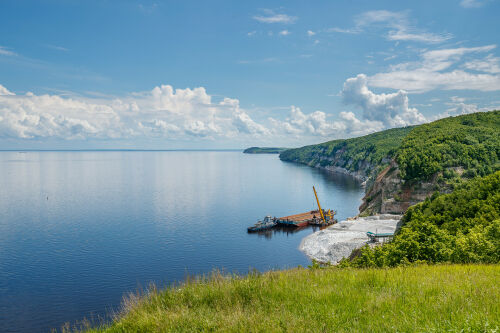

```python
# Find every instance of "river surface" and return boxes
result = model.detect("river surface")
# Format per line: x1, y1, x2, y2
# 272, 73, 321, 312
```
0, 151, 364, 332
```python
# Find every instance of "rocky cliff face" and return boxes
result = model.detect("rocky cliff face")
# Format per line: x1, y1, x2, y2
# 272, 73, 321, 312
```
287, 147, 391, 185
359, 161, 452, 215
281, 147, 448, 215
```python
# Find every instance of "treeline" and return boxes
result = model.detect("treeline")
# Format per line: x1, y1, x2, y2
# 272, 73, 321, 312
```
341, 171, 500, 267
279, 126, 413, 178
243, 147, 288, 154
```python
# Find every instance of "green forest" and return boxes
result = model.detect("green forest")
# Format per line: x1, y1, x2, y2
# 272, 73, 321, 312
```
242, 147, 288, 154
397, 110, 500, 181
342, 171, 500, 267
279, 126, 414, 178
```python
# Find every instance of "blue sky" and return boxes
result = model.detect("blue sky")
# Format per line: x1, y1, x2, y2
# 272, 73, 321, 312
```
0, 0, 499, 149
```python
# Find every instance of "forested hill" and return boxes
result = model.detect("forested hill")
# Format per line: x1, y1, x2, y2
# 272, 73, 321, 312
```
243, 147, 288, 154
279, 126, 414, 181
279, 110, 500, 215
396, 110, 500, 181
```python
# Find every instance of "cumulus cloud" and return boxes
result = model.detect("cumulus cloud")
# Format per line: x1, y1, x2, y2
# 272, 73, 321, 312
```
253, 9, 297, 24
0, 79, 432, 145
0, 84, 268, 141
329, 10, 451, 44
270, 105, 386, 139
341, 74, 426, 127
270, 106, 345, 136
369, 45, 500, 92
0, 85, 14, 96
279, 30, 291, 36
434, 102, 487, 120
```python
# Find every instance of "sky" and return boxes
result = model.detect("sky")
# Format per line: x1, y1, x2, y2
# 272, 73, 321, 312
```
0, 0, 499, 149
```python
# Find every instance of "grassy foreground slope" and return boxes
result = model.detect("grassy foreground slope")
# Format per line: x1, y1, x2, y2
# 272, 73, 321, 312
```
86, 265, 499, 333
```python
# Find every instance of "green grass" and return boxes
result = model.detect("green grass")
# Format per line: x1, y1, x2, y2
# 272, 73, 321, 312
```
83, 264, 499, 332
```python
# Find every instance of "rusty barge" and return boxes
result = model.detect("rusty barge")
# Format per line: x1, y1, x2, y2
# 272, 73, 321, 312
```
247, 186, 337, 232
274, 186, 337, 228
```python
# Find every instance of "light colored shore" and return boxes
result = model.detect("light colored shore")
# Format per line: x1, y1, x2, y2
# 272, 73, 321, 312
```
299, 214, 402, 264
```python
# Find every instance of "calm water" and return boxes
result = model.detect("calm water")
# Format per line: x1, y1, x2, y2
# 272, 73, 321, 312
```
0, 151, 363, 332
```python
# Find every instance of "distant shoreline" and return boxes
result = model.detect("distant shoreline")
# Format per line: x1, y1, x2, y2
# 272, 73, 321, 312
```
0, 149, 244, 152
243, 147, 288, 154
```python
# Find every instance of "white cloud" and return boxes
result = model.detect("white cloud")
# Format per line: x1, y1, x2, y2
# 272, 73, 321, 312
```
326, 27, 359, 34
270, 106, 347, 136
0, 84, 269, 141
387, 30, 452, 44
247, 31, 256, 37
232, 111, 269, 135
422, 45, 496, 66
270, 106, 386, 139
460, 0, 486, 8
341, 74, 426, 127
0, 46, 17, 56
450, 96, 467, 103
337, 111, 386, 136
463, 54, 500, 73
0, 85, 15, 96
307, 30, 316, 36
279, 30, 290, 36
369, 45, 500, 92
0, 82, 395, 144
253, 9, 297, 24
138, 3, 159, 13
44, 44, 69, 52
329, 10, 451, 44
435, 101, 498, 119
450, 102, 481, 114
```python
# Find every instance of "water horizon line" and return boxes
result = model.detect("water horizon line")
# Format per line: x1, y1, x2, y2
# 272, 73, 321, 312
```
0, 148, 245, 152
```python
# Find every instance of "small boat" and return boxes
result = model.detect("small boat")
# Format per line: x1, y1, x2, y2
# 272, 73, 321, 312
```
247, 216, 277, 232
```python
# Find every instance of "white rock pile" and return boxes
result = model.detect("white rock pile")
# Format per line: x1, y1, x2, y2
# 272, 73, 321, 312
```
299, 214, 401, 264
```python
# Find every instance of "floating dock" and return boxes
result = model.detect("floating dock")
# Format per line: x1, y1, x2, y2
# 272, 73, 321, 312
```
276, 210, 330, 227
249, 186, 337, 230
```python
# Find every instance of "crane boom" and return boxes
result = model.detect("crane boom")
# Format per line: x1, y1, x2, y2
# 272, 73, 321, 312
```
312, 186, 326, 224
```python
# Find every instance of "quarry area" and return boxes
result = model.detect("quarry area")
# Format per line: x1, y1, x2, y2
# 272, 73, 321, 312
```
300, 215, 402, 264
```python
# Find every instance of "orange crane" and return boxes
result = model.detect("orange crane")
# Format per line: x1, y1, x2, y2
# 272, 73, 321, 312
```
312, 186, 327, 224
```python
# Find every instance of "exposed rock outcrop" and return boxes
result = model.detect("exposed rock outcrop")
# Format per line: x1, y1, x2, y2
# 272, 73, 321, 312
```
359, 161, 453, 215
